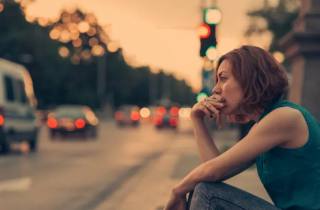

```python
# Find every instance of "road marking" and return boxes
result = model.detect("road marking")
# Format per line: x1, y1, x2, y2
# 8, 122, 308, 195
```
0, 177, 32, 192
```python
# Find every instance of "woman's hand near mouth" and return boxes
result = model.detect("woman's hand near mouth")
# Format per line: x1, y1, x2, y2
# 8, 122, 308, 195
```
191, 94, 225, 126
205, 94, 226, 127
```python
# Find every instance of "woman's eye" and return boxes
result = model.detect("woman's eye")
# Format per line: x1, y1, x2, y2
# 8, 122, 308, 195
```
220, 77, 227, 81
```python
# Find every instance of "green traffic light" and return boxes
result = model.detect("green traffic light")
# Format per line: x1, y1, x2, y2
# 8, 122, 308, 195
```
204, 8, 222, 25
206, 46, 218, 60
197, 92, 208, 102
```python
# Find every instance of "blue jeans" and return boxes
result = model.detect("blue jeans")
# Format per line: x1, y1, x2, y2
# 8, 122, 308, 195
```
188, 182, 280, 210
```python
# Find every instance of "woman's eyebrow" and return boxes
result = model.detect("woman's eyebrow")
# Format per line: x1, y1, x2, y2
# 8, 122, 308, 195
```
218, 71, 227, 77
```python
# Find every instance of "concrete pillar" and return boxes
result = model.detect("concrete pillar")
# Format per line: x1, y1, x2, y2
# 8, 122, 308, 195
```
279, 0, 320, 120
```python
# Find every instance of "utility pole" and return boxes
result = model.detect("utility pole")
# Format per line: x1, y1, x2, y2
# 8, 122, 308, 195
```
97, 54, 106, 109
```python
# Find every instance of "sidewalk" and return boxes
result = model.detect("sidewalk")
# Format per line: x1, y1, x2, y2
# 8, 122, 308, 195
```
95, 129, 271, 210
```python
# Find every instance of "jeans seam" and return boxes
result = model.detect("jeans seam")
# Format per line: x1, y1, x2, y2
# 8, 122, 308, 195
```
208, 195, 246, 210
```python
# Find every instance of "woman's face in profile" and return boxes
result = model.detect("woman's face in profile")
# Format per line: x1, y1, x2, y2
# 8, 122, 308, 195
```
212, 60, 244, 115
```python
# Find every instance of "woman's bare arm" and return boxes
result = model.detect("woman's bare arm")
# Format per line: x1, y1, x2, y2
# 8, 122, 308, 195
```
192, 118, 220, 162
190, 96, 225, 162
172, 107, 307, 196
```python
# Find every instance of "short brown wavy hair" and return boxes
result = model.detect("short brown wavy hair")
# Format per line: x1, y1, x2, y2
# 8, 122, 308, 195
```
216, 45, 288, 114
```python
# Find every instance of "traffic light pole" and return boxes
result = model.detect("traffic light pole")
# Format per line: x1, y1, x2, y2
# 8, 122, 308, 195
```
197, 2, 221, 101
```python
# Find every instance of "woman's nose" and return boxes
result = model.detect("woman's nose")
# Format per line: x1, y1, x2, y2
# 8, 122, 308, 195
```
212, 85, 221, 95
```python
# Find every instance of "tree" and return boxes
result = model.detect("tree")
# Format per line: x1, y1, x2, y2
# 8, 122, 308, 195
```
245, 0, 299, 52
0, 0, 196, 109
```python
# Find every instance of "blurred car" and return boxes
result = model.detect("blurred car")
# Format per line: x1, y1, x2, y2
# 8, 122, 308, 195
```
153, 106, 179, 129
0, 58, 39, 153
114, 105, 140, 127
47, 105, 99, 138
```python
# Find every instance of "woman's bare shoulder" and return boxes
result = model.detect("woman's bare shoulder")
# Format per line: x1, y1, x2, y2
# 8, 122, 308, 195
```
260, 106, 305, 128
250, 106, 308, 147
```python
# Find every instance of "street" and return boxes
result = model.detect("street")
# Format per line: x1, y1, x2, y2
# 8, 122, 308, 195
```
0, 119, 270, 210
0, 120, 184, 210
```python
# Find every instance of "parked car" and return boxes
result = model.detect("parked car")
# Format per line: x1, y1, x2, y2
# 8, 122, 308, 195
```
153, 106, 179, 129
114, 105, 140, 127
47, 105, 99, 138
0, 58, 39, 153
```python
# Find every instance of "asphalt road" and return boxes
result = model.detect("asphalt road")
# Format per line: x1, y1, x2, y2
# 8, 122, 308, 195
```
0, 120, 187, 210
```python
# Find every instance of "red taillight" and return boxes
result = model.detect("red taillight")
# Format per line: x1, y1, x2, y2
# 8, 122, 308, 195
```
75, 118, 86, 129
170, 106, 179, 116
156, 106, 166, 115
131, 111, 140, 121
154, 116, 163, 125
169, 118, 177, 126
0, 107, 4, 126
0, 114, 4, 126
115, 111, 124, 121
47, 117, 58, 129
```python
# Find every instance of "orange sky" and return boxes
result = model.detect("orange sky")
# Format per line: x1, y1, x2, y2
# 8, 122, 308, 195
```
25, 0, 269, 91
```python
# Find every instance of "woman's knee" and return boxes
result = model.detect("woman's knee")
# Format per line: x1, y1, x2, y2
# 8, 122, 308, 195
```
194, 182, 211, 196
193, 182, 227, 199
190, 182, 279, 210
190, 182, 224, 210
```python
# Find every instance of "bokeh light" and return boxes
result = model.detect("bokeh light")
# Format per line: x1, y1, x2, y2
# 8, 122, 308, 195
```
197, 93, 208, 102
273, 51, 285, 63
37, 17, 49, 27
25, 14, 36, 23
140, 107, 151, 118
59, 30, 71, 43
0, 3, 4, 13
58, 46, 70, 58
87, 27, 97, 36
206, 46, 218, 61
70, 31, 80, 40
81, 50, 91, 60
198, 24, 210, 39
205, 8, 222, 24
107, 41, 120, 53
72, 39, 82, 48
203, 58, 214, 71
179, 107, 192, 119
91, 45, 105, 56
47, 9, 112, 62
78, 21, 90, 33
49, 28, 60, 40
89, 37, 99, 47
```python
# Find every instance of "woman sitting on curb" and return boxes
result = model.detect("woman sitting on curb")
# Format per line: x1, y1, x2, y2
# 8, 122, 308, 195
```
164, 45, 320, 210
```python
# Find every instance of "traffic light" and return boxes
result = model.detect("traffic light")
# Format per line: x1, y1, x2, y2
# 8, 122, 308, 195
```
196, 87, 211, 102
199, 8, 222, 59
196, 92, 208, 102
199, 24, 217, 57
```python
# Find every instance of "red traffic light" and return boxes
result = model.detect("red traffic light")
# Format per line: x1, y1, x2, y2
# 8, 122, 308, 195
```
198, 23, 211, 39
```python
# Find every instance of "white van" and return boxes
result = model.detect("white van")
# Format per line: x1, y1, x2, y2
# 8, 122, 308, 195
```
0, 58, 39, 153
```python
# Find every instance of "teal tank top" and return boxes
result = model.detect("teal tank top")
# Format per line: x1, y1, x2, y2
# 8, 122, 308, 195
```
256, 100, 320, 210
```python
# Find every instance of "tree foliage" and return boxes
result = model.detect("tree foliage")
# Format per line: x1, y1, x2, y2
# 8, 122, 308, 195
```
0, 0, 196, 109
246, 0, 299, 51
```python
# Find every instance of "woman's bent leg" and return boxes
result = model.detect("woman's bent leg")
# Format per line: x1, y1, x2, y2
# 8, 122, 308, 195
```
189, 182, 280, 210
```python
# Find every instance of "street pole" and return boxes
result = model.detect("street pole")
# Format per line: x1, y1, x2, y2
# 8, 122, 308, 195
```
97, 54, 106, 109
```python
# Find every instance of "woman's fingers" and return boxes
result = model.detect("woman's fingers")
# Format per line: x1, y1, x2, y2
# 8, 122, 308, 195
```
199, 101, 212, 116
203, 96, 225, 127
208, 94, 225, 103
191, 95, 224, 120
203, 102, 220, 117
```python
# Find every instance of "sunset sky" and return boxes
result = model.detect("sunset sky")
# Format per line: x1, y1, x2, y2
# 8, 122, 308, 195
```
25, 0, 269, 91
